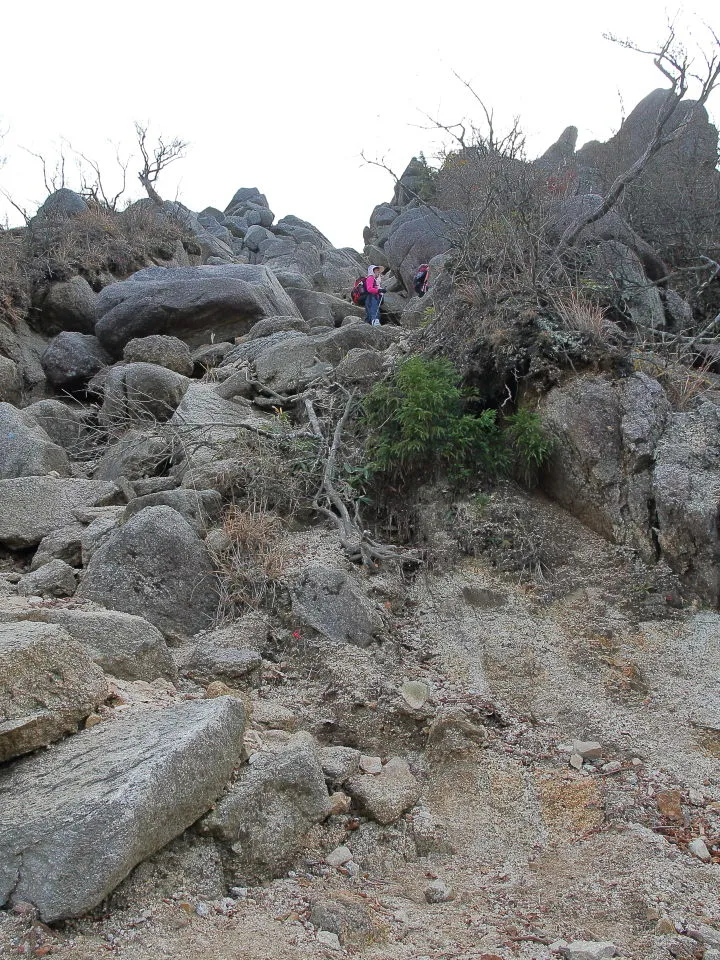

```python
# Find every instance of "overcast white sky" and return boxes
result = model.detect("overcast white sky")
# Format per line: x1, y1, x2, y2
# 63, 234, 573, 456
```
1, 1, 718, 249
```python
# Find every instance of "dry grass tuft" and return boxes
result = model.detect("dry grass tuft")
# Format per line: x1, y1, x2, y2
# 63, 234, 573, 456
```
551, 289, 613, 342
213, 499, 295, 621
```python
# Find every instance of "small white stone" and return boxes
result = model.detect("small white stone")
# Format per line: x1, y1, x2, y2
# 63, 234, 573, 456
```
326, 845, 353, 868
602, 760, 622, 775
559, 940, 618, 959
569, 753, 583, 770
400, 679, 430, 710
572, 740, 603, 759
688, 788, 705, 806
317, 930, 341, 950
688, 837, 711, 862
424, 879, 454, 904
359, 754, 383, 774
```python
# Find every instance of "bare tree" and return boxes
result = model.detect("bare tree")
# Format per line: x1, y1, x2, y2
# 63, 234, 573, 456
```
135, 123, 188, 205
73, 142, 130, 211
21, 143, 68, 194
554, 24, 720, 258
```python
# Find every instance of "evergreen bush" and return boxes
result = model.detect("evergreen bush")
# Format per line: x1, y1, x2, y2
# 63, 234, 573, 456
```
362, 355, 506, 484
361, 356, 554, 489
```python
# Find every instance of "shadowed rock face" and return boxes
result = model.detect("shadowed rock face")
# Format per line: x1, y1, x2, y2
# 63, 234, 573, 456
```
40, 332, 112, 391
541, 372, 720, 606
94, 263, 301, 355
0, 697, 246, 921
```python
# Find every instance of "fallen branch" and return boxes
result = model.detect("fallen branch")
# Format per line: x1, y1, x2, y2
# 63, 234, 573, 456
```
304, 392, 420, 568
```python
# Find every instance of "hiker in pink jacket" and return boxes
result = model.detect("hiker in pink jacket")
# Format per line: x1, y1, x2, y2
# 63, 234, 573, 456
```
365, 265, 385, 326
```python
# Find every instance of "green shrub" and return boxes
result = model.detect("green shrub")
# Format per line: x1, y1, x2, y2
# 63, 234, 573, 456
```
503, 407, 554, 487
362, 355, 506, 484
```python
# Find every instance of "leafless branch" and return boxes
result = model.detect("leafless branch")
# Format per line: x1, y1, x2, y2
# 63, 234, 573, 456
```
0, 189, 31, 225
554, 26, 720, 258
304, 391, 419, 568
21, 144, 68, 195
135, 122, 188, 206
72, 141, 130, 211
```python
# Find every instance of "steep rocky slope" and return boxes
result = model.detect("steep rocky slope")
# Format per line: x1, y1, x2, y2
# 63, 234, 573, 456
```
1, 86, 719, 960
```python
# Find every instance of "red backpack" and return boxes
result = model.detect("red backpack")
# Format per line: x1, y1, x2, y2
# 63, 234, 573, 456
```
351, 277, 367, 305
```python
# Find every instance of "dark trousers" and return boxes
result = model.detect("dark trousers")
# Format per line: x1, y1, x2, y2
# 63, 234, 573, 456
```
365, 293, 381, 323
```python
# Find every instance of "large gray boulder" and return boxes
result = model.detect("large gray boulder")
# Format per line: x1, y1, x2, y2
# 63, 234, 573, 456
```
40, 276, 98, 335
225, 186, 270, 210
287, 288, 363, 326
313, 324, 401, 363
0, 697, 246, 921
0, 402, 71, 480
248, 324, 398, 392
123, 335, 194, 376
98, 362, 190, 424
41, 332, 112, 391
0, 477, 120, 548
77, 505, 218, 640
201, 747, 330, 881
168, 383, 271, 467
20, 399, 95, 454
384, 206, 453, 291
274, 215, 332, 247
224, 187, 274, 228
0, 621, 107, 763
94, 264, 300, 355
246, 316, 310, 340
123, 488, 222, 534
185, 644, 262, 686
291, 566, 384, 648
252, 333, 332, 391
14, 606, 176, 682
33, 188, 88, 222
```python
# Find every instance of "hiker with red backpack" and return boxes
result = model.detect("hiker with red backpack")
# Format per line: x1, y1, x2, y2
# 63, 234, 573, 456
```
363, 265, 385, 326
413, 263, 430, 297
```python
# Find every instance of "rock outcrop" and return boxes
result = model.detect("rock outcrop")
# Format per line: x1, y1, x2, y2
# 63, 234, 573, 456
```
541, 372, 720, 605
94, 264, 302, 354
0, 697, 246, 921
